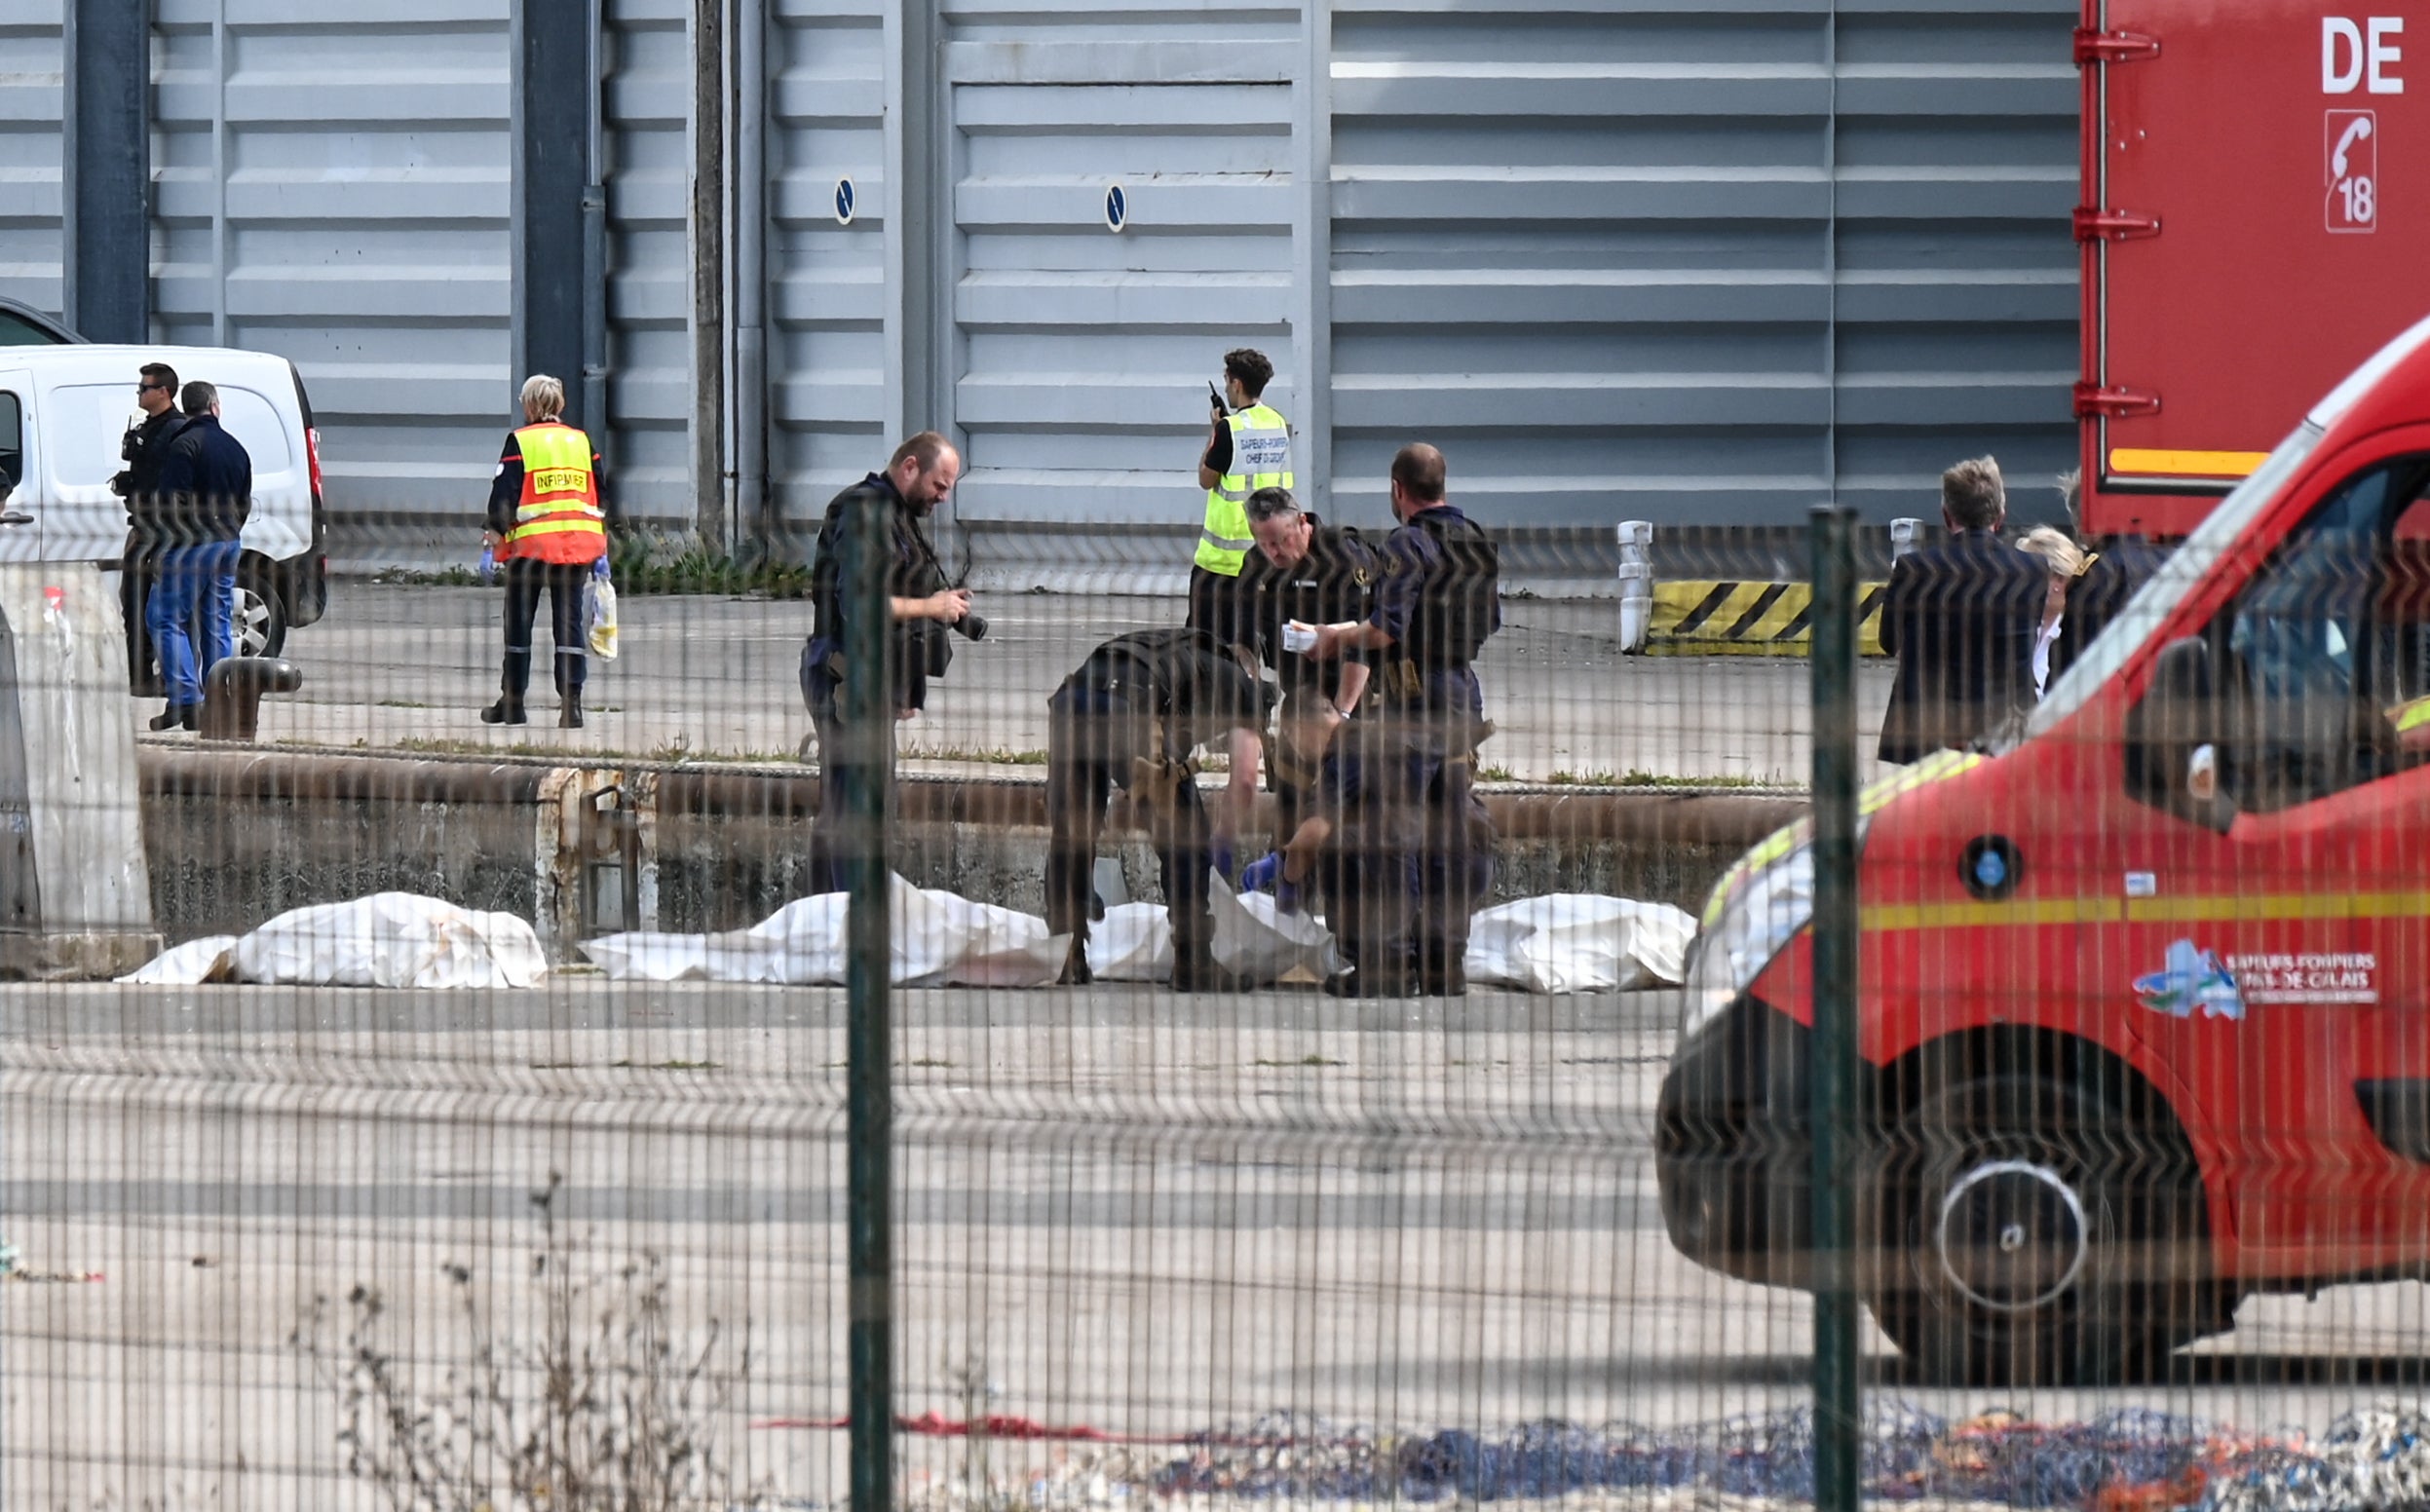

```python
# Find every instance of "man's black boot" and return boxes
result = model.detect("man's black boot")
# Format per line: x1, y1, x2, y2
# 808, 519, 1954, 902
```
1323, 953, 1417, 999
481, 696, 526, 726
148, 703, 187, 733
1420, 943, 1468, 998
559, 690, 584, 729
1169, 942, 1236, 993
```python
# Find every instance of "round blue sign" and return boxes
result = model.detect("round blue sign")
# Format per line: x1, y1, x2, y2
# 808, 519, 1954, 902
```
834, 177, 855, 226
1973, 850, 2008, 890
1104, 183, 1126, 232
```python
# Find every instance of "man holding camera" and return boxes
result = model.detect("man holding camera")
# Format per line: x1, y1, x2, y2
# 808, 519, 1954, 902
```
111, 361, 188, 695
1189, 349, 1292, 650
801, 432, 978, 892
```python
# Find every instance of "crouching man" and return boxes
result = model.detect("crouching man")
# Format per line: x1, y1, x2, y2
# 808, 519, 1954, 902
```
1044, 627, 1274, 991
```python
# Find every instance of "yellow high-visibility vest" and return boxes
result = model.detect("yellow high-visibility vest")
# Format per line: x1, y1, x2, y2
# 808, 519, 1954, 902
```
1195, 401, 1292, 576
504, 422, 607, 564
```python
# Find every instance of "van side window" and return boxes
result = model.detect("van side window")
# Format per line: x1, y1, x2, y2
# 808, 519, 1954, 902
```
0, 391, 21, 491
2203, 457, 2430, 813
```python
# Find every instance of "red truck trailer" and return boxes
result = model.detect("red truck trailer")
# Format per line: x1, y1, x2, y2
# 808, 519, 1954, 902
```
2079, 1, 2429, 537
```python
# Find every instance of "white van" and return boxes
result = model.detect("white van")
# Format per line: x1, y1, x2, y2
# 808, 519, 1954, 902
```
0, 344, 327, 656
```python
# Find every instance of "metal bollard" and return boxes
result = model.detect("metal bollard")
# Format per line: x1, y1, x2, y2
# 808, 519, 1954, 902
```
199, 656, 303, 741
1889, 516, 1921, 562
1615, 520, 1653, 654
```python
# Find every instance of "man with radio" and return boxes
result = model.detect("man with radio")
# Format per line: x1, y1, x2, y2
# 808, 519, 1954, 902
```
801, 431, 983, 892
1188, 349, 1293, 650
112, 361, 187, 695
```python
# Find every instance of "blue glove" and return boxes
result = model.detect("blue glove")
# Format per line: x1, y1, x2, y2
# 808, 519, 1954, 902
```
1238, 851, 1283, 893
477, 545, 497, 584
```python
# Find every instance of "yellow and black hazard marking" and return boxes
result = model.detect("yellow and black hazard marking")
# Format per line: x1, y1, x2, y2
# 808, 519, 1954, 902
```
1642, 581, 1888, 657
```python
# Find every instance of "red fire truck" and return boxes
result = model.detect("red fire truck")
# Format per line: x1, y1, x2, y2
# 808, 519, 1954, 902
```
1659, 314, 2430, 1384
2079, 1, 2430, 537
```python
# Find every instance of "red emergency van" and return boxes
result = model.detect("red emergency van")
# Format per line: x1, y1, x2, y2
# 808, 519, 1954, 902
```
1660, 314, 2430, 1385
2080, 1, 2430, 537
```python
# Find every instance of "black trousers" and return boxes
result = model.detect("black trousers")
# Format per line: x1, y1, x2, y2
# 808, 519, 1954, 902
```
1185, 563, 1249, 649
500, 557, 590, 697
1319, 711, 1495, 978
1044, 681, 1215, 982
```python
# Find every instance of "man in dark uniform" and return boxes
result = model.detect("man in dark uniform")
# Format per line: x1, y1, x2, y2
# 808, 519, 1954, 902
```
111, 361, 186, 695
1234, 485, 1377, 846
1876, 455, 2045, 762
1280, 442, 1500, 997
801, 432, 974, 892
1044, 626, 1274, 991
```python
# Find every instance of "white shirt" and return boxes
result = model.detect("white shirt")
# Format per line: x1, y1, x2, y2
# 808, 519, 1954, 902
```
2032, 613, 2065, 699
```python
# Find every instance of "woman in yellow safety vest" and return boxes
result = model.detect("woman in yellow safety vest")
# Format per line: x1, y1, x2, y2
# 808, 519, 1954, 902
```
481, 373, 609, 728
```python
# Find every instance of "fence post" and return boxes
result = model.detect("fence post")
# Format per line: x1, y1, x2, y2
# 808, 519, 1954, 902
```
1807, 504, 1862, 1512
841, 489, 895, 1512
1615, 520, 1653, 653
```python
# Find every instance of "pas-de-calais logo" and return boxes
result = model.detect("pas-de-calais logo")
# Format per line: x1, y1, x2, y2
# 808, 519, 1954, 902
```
2134, 938, 2246, 1021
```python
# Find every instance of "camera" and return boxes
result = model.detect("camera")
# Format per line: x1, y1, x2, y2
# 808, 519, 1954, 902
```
954, 612, 988, 642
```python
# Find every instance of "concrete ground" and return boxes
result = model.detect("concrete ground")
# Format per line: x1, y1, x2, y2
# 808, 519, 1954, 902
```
175, 582, 1900, 784
3, 982, 2423, 1509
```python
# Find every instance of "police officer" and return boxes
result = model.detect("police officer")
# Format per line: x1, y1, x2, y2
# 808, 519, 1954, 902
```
1294, 443, 1500, 997
801, 432, 971, 893
1044, 627, 1273, 991
482, 374, 609, 728
112, 361, 187, 695
1188, 349, 1293, 649
1234, 485, 1377, 846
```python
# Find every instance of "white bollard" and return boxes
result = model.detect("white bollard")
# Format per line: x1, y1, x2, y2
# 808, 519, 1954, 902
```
1890, 517, 1921, 562
1615, 520, 1653, 654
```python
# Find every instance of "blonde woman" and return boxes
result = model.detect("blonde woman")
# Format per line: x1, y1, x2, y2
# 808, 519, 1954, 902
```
2015, 526, 2088, 699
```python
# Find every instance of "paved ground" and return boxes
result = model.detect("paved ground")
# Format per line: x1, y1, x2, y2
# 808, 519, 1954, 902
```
4, 982, 2424, 1510
176, 582, 1901, 784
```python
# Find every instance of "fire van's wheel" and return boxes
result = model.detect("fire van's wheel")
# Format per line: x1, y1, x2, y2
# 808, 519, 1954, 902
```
235, 560, 287, 658
1869, 1071, 2210, 1387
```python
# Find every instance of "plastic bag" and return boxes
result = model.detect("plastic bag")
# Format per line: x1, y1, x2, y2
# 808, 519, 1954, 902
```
588, 576, 620, 661
116, 934, 238, 986
581, 875, 1069, 988
116, 894, 549, 989
1212, 872, 1338, 984
1084, 902, 1174, 981
1462, 893, 1695, 994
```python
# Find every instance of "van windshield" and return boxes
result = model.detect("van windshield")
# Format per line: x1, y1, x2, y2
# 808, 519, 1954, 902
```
2022, 421, 2327, 742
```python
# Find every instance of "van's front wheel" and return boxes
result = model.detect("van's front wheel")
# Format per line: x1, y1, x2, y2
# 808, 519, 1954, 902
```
235, 558, 287, 658
1869, 1072, 2210, 1386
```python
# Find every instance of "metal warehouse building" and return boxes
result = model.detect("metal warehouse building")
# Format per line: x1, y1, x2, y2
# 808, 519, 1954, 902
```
3, 0, 2079, 580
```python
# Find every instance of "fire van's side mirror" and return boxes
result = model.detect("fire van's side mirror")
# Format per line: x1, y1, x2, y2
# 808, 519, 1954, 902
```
2125, 636, 2235, 831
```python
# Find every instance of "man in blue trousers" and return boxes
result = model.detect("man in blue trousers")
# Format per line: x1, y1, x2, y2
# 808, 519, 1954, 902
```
147, 381, 251, 732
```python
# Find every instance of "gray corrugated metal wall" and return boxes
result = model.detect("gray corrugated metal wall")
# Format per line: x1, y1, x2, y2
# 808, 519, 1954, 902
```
767, 0, 891, 535
0, 2, 65, 320
152, 0, 516, 555
19, 0, 2078, 566
604, 0, 692, 528
946, 0, 1301, 563
1325, 0, 2078, 539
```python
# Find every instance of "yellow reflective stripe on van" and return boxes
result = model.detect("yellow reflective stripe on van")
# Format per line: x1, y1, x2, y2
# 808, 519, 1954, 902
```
1862, 890, 2430, 932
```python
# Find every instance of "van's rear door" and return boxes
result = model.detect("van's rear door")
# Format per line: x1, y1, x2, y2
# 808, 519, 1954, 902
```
0, 368, 41, 562
2082, 0, 2430, 536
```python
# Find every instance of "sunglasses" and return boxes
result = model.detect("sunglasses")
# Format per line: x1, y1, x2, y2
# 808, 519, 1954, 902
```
137, 382, 171, 393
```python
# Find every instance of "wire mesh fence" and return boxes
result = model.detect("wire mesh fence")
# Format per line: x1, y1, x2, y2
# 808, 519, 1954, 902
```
2, 412, 2430, 1512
